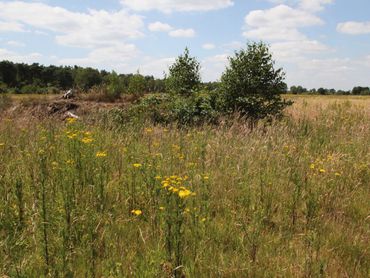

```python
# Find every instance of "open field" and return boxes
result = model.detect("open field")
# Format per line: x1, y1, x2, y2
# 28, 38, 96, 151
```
0, 95, 369, 277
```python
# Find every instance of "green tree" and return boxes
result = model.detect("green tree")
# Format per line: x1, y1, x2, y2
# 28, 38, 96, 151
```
74, 67, 102, 90
127, 71, 146, 95
105, 71, 125, 98
221, 42, 291, 121
166, 48, 201, 96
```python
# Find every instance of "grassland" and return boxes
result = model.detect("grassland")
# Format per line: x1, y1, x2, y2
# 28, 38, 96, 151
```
0, 95, 369, 277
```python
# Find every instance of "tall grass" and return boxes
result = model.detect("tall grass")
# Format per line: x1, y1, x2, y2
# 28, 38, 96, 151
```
0, 99, 369, 277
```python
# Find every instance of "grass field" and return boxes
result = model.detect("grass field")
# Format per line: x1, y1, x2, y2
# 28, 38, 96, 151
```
0, 95, 369, 277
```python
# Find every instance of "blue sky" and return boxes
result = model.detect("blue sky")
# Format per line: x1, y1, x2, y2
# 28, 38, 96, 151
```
0, 0, 369, 89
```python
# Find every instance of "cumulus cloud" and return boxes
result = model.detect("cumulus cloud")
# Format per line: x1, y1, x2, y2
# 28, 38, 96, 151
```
270, 40, 330, 61
168, 29, 195, 38
268, 0, 334, 12
138, 57, 175, 77
59, 43, 139, 70
0, 48, 42, 63
6, 40, 25, 47
0, 1, 144, 48
244, 5, 323, 41
298, 0, 333, 12
0, 20, 25, 32
337, 21, 370, 35
201, 54, 229, 81
120, 0, 234, 13
202, 43, 216, 50
148, 21, 173, 32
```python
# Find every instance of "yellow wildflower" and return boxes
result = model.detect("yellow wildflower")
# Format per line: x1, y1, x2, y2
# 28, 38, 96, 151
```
310, 164, 315, 170
131, 209, 142, 216
66, 117, 77, 124
133, 163, 142, 168
145, 128, 153, 133
319, 169, 326, 173
67, 133, 78, 139
81, 137, 93, 144
155, 175, 162, 180
96, 151, 107, 158
159, 207, 165, 211
335, 172, 341, 177
203, 176, 209, 180
178, 189, 192, 199
201, 218, 206, 222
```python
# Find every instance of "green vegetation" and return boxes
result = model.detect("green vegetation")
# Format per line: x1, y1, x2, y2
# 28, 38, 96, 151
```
0, 61, 165, 95
0, 98, 369, 277
221, 42, 291, 121
0, 41, 369, 277
166, 47, 201, 96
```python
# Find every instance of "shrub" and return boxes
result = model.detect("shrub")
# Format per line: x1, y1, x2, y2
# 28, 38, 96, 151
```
0, 82, 8, 94
106, 71, 125, 98
166, 48, 201, 97
127, 72, 147, 96
20, 84, 46, 94
221, 42, 292, 121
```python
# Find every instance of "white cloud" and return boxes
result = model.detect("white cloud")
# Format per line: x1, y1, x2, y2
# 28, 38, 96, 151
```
169, 28, 195, 38
138, 57, 175, 77
120, 0, 234, 13
148, 21, 173, 32
0, 20, 25, 32
59, 43, 138, 69
0, 1, 144, 48
270, 40, 330, 61
337, 21, 370, 35
202, 43, 216, 50
6, 40, 25, 47
244, 5, 323, 41
202, 54, 229, 81
0, 48, 42, 63
299, 0, 333, 12
268, 0, 334, 12
286, 56, 370, 89
222, 41, 244, 51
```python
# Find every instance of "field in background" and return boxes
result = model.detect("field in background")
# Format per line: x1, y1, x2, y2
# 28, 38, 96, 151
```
0, 95, 369, 277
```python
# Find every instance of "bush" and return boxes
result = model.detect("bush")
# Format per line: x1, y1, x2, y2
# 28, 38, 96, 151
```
20, 84, 46, 94
221, 42, 292, 121
106, 71, 125, 98
119, 91, 222, 126
0, 82, 8, 94
127, 72, 147, 96
166, 48, 201, 96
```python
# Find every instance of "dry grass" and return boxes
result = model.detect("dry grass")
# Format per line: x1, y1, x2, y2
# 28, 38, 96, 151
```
0, 95, 369, 277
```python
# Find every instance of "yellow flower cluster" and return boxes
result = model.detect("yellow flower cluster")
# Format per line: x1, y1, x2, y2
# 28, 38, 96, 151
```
131, 209, 142, 216
133, 163, 142, 168
81, 137, 93, 144
96, 151, 107, 158
66, 117, 77, 124
161, 175, 194, 199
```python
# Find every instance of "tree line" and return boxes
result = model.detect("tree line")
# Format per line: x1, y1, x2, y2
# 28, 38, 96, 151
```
1, 60, 368, 96
289, 85, 370, 95
0, 61, 165, 94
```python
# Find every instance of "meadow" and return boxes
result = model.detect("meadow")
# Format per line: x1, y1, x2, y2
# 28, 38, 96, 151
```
0, 95, 369, 277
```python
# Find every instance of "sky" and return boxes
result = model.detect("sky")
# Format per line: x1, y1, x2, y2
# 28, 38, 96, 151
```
0, 0, 369, 90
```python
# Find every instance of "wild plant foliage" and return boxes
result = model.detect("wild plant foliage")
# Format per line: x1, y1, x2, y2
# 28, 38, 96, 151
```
166, 48, 201, 96
221, 42, 292, 120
